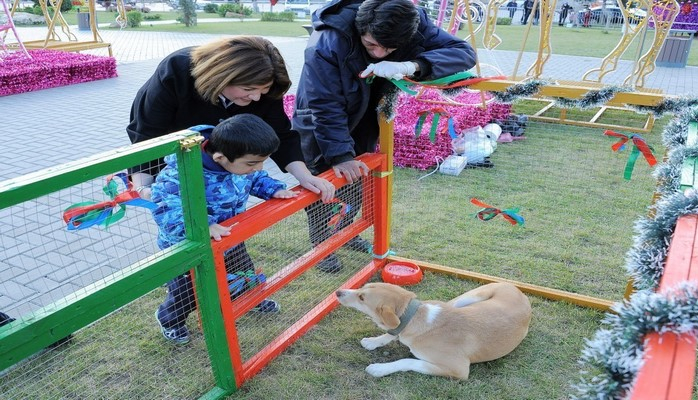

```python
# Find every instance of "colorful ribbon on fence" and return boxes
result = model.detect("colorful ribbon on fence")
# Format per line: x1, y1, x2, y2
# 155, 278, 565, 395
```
470, 198, 524, 226
415, 108, 458, 143
62, 173, 157, 231
327, 199, 351, 232
604, 130, 657, 180
227, 270, 267, 298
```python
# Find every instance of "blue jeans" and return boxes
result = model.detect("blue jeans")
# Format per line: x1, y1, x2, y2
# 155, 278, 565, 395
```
156, 242, 254, 329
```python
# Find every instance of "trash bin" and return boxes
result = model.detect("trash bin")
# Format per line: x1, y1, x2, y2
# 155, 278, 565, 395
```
77, 12, 91, 31
656, 29, 694, 68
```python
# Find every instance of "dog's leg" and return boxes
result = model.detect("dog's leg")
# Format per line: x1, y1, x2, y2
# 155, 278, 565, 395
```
360, 333, 396, 350
366, 358, 471, 379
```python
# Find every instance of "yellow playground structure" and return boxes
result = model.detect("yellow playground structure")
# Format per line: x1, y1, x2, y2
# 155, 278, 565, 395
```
6, 0, 127, 56
439, 0, 683, 134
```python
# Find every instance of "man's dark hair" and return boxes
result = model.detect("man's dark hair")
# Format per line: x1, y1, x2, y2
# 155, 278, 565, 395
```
207, 114, 280, 161
354, 0, 419, 50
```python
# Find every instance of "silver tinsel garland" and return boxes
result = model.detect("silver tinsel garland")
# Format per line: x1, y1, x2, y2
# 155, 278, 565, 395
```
571, 283, 698, 399
570, 97, 698, 398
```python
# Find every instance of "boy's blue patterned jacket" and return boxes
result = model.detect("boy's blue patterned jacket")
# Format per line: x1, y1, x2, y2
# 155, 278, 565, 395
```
151, 127, 287, 250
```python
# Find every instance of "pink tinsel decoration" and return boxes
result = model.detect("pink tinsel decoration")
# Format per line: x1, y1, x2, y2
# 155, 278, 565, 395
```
283, 90, 512, 170
392, 90, 511, 169
0, 49, 117, 96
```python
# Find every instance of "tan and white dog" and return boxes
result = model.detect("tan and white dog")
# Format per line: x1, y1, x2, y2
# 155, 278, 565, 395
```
335, 281, 532, 379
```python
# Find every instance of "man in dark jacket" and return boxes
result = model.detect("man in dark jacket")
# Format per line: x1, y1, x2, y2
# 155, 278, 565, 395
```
522, 0, 534, 24
292, 0, 477, 272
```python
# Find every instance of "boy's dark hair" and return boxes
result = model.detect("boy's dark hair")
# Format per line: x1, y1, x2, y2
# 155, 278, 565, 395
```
207, 114, 280, 161
354, 0, 419, 50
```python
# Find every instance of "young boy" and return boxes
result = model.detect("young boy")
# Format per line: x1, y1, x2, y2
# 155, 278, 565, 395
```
151, 114, 298, 344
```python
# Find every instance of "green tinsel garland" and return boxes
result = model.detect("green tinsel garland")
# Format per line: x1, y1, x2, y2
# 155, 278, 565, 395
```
486, 80, 698, 118
491, 79, 548, 103
631, 97, 698, 118
376, 86, 400, 122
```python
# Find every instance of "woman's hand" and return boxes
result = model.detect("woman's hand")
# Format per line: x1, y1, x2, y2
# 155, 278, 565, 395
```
297, 174, 335, 203
285, 161, 336, 203
131, 172, 154, 200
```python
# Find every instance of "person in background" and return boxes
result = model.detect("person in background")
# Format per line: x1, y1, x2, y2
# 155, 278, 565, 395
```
507, 0, 518, 19
522, 0, 534, 24
559, 2, 573, 26
582, 4, 592, 27
533, 4, 540, 24
293, 0, 477, 272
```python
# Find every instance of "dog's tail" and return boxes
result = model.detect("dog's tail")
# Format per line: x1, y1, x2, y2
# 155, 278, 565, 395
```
451, 296, 485, 308
449, 284, 501, 308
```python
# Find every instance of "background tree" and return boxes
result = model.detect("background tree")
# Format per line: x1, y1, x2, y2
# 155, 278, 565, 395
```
179, 0, 197, 26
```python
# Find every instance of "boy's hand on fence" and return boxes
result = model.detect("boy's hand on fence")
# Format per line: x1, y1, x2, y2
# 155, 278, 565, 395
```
209, 223, 232, 241
272, 189, 300, 199
332, 160, 370, 184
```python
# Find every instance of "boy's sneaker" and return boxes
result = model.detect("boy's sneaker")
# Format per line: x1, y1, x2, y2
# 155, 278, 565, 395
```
316, 253, 342, 273
155, 310, 190, 345
343, 237, 372, 253
252, 299, 280, 313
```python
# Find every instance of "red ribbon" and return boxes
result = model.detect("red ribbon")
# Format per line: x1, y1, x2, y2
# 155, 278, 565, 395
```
62, 191, 141, 224
604, 130, 657, 180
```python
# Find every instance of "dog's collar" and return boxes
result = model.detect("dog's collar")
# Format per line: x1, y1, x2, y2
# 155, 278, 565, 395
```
387, 298, 421, 336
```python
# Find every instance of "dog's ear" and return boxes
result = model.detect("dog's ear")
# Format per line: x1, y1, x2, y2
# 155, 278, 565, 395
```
377, 305, 400, 330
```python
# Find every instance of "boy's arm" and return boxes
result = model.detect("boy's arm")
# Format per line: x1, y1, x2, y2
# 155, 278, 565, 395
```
151, 183, 187, 243
249, 171, 288, 200
152, 169, 217, 243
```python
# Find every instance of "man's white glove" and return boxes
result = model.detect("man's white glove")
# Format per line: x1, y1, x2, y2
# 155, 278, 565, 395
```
360, 61, 416, 80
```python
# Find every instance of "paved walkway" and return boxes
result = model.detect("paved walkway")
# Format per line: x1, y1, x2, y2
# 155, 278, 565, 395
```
1, 22, 696, 316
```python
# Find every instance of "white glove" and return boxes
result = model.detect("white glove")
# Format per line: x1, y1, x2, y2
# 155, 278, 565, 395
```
360, 61, 416, 80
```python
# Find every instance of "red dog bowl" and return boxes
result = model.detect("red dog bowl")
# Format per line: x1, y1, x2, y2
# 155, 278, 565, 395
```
381, 261, 423, 286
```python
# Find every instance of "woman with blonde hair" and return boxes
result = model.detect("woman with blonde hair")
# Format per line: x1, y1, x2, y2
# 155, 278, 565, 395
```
126, 36, 334, 344
127, 35, 334, 202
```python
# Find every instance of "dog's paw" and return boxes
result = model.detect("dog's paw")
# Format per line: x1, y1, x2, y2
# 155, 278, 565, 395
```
360, 337, 381, 350
365, 363, 393, 377
360, 334, 394, 350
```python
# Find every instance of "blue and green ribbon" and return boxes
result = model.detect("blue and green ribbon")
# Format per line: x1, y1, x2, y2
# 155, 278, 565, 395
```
63, 173, 156, 231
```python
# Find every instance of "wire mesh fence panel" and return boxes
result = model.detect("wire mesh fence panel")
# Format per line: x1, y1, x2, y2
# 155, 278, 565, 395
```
211, 173, 377, 380
1, 290, 216, 399
0, 157, 222, 399
1, 170, 160, 317
233, 222, 374, 362
389, 107, 662, 301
